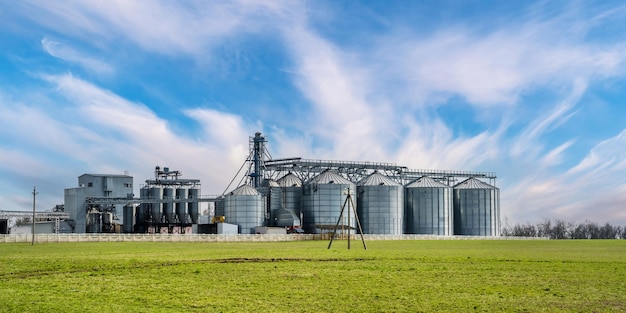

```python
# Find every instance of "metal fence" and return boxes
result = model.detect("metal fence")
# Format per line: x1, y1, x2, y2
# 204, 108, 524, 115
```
0, 233, 546, 243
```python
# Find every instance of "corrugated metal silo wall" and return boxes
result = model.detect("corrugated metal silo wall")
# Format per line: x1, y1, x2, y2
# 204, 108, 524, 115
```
453, 188, 500, 236
356, 185, 404, 234
301, 183, 356, 234
281, 186, 302, 217
223, 194, 265, 234
405, 187, 453, 235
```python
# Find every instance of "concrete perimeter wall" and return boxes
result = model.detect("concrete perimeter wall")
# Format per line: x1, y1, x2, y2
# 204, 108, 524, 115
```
0, 234, 546, 243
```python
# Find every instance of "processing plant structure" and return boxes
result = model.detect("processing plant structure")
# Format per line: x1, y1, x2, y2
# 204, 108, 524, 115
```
60, 132, 500, 236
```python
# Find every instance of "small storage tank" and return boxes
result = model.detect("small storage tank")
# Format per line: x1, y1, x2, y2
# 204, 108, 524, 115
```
453, 177, 500, 236
149, 187, 162, 223
301, 170, 355, 234
176, 188, 187, 223
163, 187, 175, 223
187, 188, 199, 224
122, 205, 134, 233
223, 185, 264, 234
405, 176, 453, 236
357, 172, 403, 234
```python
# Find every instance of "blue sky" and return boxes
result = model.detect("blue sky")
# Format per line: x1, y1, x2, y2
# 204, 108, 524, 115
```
1, 1, 625, 225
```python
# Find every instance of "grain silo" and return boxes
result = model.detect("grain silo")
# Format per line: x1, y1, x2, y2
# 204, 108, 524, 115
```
223, 184, 265, 234
453, 177, 500, 236
301, 170, 355, 234
122, 205, 134, 233
274, 173, 302, 227
257, 179, 281, 224
187, 187, 199, 224
405, 176, 453, 236
135, 187, 150, 231
356, 172, 403, 234
163, 187, 175, 223
149, 187, 162, 223
176, 188, 187, 223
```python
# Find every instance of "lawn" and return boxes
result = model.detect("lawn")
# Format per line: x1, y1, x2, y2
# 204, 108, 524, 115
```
1, 240, 624, 312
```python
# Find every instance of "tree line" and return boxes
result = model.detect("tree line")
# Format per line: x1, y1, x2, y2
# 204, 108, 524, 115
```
502, 219, 625, 239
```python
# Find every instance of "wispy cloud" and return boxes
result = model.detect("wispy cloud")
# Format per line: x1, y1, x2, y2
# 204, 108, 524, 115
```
41, 37, 113, 75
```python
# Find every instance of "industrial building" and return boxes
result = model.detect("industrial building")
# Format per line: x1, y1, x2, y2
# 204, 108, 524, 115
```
220, 132, 500, 236
57, 132, 499, 236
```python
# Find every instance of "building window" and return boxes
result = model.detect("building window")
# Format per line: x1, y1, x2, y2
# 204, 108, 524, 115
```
87, 182, 93, 187
124, 183, 132, 188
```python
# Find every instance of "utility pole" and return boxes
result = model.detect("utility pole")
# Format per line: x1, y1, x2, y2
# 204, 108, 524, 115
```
32, 186, 38, 245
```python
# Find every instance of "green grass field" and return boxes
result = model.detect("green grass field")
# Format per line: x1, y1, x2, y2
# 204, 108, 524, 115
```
1, 240, 625, 312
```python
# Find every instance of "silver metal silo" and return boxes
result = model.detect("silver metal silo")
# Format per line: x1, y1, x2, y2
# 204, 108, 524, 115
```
122, 205, 134, 233
223, 185, 264, 234
277, 172, 302, 217
176, 188, 187, 223
136, 187, 150, 229
356, 172, 403, 234
149, 187, 162, 223
405, 176, 453, 236
163, 187, 174, 223
453, 177, 500, 236
301, 170, 355, 234
187, 188, 199, 224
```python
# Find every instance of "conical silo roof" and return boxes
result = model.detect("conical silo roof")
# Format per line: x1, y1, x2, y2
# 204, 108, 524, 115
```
228, 184, 260, 195
277, 173, 302, 187
358, 172, 400, 186
406, 176, 450, 188
453, 177, 496, 189
310, 170, 352, 185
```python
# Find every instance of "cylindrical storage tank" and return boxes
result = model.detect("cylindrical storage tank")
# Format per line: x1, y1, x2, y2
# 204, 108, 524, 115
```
123, 205, 134, 233
176, 188, 187, 223
136, 187, 150, 228
87, 212, 101, 233
102, 212, 112, 226
277, 173, 302, 218
149, 187, 162, 223
223, 185, 264, 234
453, 178, 500, 236
301, 170, 356, 234
405, 176, 453, 236
187, 188, 199, 224
357, 172, 403, 234
163, 187, 175, 223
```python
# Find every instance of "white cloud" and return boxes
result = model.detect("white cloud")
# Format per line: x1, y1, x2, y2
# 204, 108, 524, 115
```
41, 37, 113, 75
0, 74, 258, 212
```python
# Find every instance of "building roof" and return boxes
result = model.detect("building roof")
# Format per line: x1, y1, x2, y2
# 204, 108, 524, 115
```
228, 184, 259, 195
406, 176, 450, 188
357, 172, 400, 186
310, 170, 352, 185
277, 173, 302, 187
79, 173, 132, 178
453, 177, 497, 189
